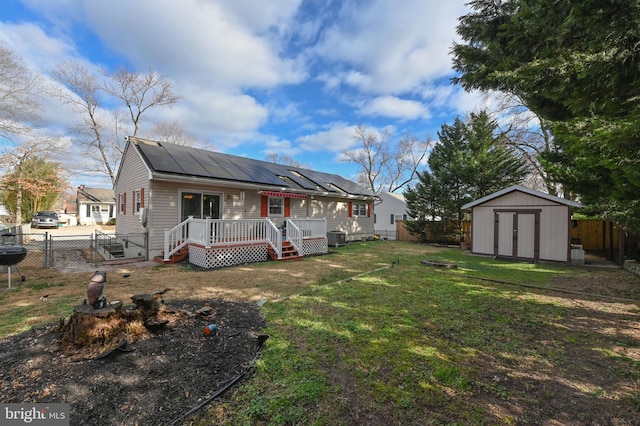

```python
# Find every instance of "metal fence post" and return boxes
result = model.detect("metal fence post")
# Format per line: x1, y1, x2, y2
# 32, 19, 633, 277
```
93, 233, 98, 267
144, 229, 149, 261
43, 232, 48, 268
49, 233, 54, 268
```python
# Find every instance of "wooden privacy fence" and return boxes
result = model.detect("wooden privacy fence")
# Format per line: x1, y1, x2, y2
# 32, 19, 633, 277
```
396, 220, 418, 242
570, 220, 621, 251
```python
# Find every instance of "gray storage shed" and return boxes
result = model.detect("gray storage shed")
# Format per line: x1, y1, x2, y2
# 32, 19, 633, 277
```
462, 185, 582, 263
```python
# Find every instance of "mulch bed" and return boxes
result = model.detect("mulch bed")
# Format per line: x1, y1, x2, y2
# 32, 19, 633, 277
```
0, 298, 266, 425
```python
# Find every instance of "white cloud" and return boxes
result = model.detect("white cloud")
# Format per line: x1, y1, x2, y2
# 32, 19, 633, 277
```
2, 0, 487, 185
448, 88, 496, 116
148, 91, 269, 147
313, 0, 468, 95
358, 96, 430, 120
0, 22, 76, 72
216, 0, 302, 34
295, 123, 355, 152
262, 138, 301, 157
80, 0, 306, 90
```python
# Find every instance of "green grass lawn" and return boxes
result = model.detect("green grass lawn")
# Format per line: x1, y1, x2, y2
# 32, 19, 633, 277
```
2, 241, 638, 424
202, 243, 640, 425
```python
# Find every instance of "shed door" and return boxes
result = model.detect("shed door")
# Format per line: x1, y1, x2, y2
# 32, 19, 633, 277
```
494, 210, 540, 260
516, 214, 536, 259
496, 212, 514, 257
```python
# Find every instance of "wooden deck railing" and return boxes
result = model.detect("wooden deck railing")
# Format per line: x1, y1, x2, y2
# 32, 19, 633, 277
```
164, 217, 327, 261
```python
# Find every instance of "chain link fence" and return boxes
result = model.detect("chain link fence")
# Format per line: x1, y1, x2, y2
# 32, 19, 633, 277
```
0, 226, 148, 272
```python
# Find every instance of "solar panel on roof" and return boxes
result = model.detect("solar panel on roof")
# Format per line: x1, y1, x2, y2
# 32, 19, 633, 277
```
133, 137, 374, 196
163, 145, 212, 177
234, 157, 286, 186
296, 169, 373, 196
293, 170, 336, 192
212, 154, 257, 182
137, 141, 186, 174
284, 171, 318, 190
194, 152, 235, 180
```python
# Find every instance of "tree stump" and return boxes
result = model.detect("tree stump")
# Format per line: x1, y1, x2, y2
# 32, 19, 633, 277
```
59, 301, 148, 354
56, 289, 177, 356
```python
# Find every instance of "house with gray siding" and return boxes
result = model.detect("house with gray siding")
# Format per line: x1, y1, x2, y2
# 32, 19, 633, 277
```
114, 136, 376, 268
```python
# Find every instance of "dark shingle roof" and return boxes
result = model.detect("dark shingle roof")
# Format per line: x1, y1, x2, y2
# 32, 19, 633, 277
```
129, 137, 374, 198
77, 187, 115, 203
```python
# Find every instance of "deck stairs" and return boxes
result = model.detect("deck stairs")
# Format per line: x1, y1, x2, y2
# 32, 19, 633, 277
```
155, 245, 189, 264
268, 240, 302, 261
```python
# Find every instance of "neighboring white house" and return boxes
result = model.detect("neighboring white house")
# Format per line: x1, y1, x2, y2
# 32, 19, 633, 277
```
462, 185, 582, 263
76, 186, 116, 225
374, 192, 412, 240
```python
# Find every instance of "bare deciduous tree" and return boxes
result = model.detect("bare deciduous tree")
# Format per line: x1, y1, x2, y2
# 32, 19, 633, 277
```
342, 125, 432, 194
147, 120, 201, 147
493, 94, 562, 195
264, 153, 306, 168
0, 43, 42, 137
104, 66, 180, 138
50, 60, 118, 185
50, 62, 180, 186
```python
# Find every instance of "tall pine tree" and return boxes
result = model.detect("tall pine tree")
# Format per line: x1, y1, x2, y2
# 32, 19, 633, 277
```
452, 0, 640, 232
405, 111, 528, 242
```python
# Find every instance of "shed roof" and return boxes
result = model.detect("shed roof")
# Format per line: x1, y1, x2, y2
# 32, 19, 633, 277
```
461, 185, 582, 209
125, 136, 375, 198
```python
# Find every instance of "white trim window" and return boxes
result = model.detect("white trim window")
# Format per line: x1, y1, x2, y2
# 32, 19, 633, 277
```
353, 203, 367, 216
269, 197, 284, 216
118, 193, 125, 214
135, 190, 142, 214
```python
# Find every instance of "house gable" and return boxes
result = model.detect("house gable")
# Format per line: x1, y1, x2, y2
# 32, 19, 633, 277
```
462, 185, 582, 209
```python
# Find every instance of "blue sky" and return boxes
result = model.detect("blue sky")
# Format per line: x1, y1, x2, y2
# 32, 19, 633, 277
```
0, 0, 490, 189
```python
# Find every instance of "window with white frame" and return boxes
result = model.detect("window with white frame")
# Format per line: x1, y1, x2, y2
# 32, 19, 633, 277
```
135, 190, 142, 214
353, 202, 367, 216
91, 205, 109, 213
269, 197, 284, 216
118, 194, 125, 214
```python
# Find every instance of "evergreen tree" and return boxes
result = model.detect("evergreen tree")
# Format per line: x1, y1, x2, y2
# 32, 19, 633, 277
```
405, 111, 528, 242
452, 0, 640, 231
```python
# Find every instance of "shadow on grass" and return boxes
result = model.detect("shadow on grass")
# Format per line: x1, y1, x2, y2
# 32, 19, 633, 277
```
244, 258, 640, 425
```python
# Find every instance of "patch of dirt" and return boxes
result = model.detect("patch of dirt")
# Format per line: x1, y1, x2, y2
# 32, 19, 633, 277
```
0, 298, 266, 425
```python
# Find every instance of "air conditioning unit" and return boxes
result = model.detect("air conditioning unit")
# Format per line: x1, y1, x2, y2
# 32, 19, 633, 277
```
327, 230, 346, 247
